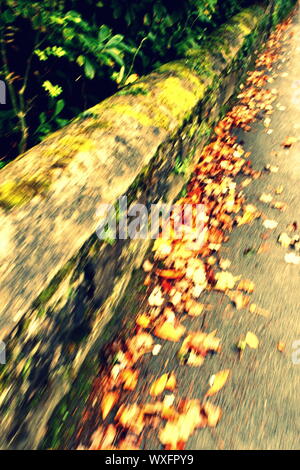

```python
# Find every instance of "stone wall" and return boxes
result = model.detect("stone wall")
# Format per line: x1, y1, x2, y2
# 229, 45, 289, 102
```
0, 1, 296, 449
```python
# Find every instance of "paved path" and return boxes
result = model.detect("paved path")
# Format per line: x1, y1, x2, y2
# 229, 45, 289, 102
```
191, 6, 300, 450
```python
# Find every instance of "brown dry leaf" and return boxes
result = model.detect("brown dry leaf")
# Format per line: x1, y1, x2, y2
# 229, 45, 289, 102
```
275, 185, 284, 195
161, 405, 179, 421
154, 321, 186, 342
219, 258, 231, 270
149, 373, 169, 397
271, 201, 287, 211
101, 391, 119, 420
245, 331, 259, 349
206, 369, 230, 397
158, 421, 183, 450
159, 400, 206, 448
143, 402, 163, 415
202, 401, 222, 427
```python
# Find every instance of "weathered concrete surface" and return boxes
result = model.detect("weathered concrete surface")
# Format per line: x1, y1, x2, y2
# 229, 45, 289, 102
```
0, 2, 291, 450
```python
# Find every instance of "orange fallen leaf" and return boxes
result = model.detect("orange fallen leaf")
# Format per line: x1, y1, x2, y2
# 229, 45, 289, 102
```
155, 269, 184, 280
206, 369, 230, 397
119, 369, 139, 391
101, 391, 119, 420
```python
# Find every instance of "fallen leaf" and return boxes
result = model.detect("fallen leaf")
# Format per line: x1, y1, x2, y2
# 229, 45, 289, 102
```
284, 252, 300, 265
101, 392, 119, 420
143, 259, 153, 272
245, 331, 259, 349
206, 369, 230, 397
150, 374, 169, 397
227, 290, 250, 309
263, 219, 278, 229
237, 279, 255, 293
166, 373, 177, 391
259, 193, 273, 204
278, 232, 291, 248
156, 269, 184, 280
115, 404, 144, 434
281, 136, 298, 148
215, 271, 237, 291
119, 369, 139, 391
152, 344, 162, 356
202, 401, 222, 427
154, 321, 186, 342
127, 333, 154, 361
136, 313, 151, 328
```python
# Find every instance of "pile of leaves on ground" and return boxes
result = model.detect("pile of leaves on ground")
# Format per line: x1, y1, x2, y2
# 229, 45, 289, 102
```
70, 15, 296, 451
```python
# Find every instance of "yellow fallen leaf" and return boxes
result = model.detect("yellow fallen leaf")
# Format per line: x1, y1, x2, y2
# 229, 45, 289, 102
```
166, 372, 177, 391
119, 369, 139, 391
202, 401, 222, 427
150, 373, 169, 397
245, 331, 259, 349
154, 321, 186, 342
136, 313, 151, 328
206, 369, 230, 397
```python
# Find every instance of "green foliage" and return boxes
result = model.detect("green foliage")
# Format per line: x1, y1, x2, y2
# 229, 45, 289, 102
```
0, 0, 282, 165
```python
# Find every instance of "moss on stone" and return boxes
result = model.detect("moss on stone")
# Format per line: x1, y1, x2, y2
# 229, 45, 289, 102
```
31, 259, 76, 310
0, 178, 50, 210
